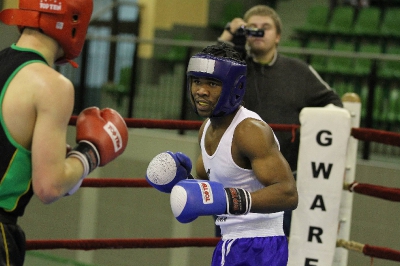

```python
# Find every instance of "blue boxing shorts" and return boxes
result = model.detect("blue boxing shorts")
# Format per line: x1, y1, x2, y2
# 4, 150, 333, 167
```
211, 236, 288, 266
212, 212, 288, 266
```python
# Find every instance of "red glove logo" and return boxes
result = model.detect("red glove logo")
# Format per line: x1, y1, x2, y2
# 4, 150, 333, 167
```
199, 182, 214, 204
103, 121, 124, 152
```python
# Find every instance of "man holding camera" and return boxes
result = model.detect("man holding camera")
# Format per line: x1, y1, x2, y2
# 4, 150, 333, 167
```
217, 5, 343, 237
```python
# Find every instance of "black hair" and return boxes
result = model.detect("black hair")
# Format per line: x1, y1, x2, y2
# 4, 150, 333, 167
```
200, 43, 246, 64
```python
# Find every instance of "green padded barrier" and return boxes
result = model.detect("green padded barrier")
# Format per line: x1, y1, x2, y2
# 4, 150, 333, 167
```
386, 88, 400, 125
327, 6, 355, 36
306, 39, 330, 73
377, 45, 400, 80
352, 7, 381, 38
360, 85, 368, 120
209, 0, 245, 30
373, 85, 387, 125
294, 5, 330, 36
325, 41, 355, 75
359, 85, 387, 127
280, 39, 305, 60
353, 43, 381, 77
332, 81, 353, 97
156, 33, 192, 63
101, 66, 131, 107
381, 8, 400, 39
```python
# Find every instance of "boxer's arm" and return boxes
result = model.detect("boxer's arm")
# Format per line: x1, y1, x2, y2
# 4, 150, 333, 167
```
31, 70, 84, 204
235, 119, 298, 213
31, 69, 128, 202
65, 107, 129, 195
195, 121, 209, 180
195, 155, 208, 180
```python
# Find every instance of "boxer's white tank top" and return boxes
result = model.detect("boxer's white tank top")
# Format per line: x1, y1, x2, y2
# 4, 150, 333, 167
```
200, 106, 284, 239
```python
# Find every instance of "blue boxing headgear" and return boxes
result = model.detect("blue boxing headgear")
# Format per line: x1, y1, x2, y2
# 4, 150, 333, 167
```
187, 52, 246, 117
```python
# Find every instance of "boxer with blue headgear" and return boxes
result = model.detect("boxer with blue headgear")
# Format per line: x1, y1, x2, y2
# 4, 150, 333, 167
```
146, 43, 297, 265
186, 43, 247, 117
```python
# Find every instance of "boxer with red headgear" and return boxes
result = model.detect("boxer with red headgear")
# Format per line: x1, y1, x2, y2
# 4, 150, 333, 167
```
0, 1, 128, 265
0, 0, 93, 67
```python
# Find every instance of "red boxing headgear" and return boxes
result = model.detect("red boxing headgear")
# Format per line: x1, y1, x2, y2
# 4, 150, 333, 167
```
0, 0, 93, 66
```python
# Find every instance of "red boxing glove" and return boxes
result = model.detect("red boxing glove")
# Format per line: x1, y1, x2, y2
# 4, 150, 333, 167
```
68, 107, 128, 179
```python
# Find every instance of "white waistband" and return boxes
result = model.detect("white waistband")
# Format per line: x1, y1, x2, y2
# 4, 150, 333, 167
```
216, 212, 284, 239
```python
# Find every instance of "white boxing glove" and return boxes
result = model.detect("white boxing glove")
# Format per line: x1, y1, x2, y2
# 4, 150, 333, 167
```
146, 151, 192, 193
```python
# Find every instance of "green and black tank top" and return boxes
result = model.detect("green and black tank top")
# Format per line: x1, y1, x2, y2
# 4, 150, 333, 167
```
0, 44, 48, 217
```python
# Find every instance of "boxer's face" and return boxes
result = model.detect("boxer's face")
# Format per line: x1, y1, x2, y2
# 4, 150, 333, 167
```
190, 76, 222, 117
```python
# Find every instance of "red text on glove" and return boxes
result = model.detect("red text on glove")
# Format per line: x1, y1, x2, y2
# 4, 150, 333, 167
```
103, 122, 123, 152
229, 188, 241, 212
199, 182, 214, 204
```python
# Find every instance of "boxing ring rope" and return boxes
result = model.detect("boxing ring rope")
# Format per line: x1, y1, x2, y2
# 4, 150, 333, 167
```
30, 113, 399, 263
76, 178, 400, 205
81, 178, 151, 188
26, 237, 220, 250
25, 237, 400, 263
336, 240, 400, 262
69, 116, 400, 147
26, 236, 400, 263
344, 182, 400, 202
351, 127, 400, 147
81, 178, 400, 204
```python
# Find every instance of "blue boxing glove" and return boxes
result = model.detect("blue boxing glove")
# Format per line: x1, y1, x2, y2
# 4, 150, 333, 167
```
146, 151, 192, 193
170, 179, 252, 223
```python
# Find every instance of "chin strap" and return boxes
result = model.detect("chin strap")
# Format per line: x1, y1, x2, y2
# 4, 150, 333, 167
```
67, 60, 79, 68
57, 59, 79, 68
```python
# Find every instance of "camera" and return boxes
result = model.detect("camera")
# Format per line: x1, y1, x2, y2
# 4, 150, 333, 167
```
235, 25, 264, 37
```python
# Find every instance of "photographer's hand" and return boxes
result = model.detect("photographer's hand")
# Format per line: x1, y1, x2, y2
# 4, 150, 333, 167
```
218, 18, 246, 42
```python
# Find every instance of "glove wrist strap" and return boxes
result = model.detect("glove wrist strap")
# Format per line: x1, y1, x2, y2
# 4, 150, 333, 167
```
225, 188, 252, 215
67, 140, 100, 178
